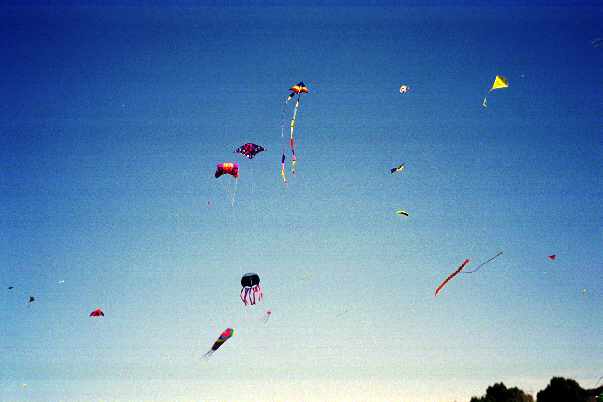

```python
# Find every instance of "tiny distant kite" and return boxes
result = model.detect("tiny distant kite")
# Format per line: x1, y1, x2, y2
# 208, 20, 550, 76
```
548, 254, 556, 261
240, 273, 263, 306
435, 259, 470, 296
262, 310, 272, 323
203, 328, 234, 358
235, 143, 265, 159
28, 296, 35, 305
57, 280, 65, 284
89, 308, 104, 317
390, 163, 405, 174
214, 162, 239, 179
395, 210, 409, 217
399, 85, 410, 94
462, 251, 503, 274
482, 75, 508, 107
8, 286, 14, 290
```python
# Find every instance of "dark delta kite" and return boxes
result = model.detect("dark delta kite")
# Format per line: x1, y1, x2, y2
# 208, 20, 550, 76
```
203, 328, 234, 358
235, 143, 265, 159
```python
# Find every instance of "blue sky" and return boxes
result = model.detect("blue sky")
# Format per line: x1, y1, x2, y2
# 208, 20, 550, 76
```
1, 3, 601, 402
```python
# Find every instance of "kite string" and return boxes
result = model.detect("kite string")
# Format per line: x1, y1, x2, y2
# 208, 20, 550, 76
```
290, 95, 301, 173
280, 97, 288, 184
462, 251, 503, 274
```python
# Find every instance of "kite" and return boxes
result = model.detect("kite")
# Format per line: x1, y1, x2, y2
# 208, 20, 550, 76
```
8, 286, 14, 290
395, 210, 409, 217
434, 259, 470, 296
240, 272, 263, 306
482, 75, 508, 107
235, 143, 265, 159
548, 254, 556, 261
203, 328, 234, 358
214, 162, 239, 179
262, 310, 272, 323
280, 154, 287, 184
215, 162, 240, 206
399, 85, 410, 94
89, 308, 104, 317
286, 81, 309, 175
463, 251, 503, 274
390, 163, 405, 174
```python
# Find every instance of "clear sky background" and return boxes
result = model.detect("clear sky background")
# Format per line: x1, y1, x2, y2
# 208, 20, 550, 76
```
1, 2, 601, 402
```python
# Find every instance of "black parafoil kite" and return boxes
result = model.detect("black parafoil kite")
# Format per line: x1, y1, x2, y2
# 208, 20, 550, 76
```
240, 273, 263, 306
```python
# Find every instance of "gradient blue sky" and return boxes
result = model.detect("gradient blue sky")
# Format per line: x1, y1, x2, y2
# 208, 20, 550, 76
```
1, 3, 601, 402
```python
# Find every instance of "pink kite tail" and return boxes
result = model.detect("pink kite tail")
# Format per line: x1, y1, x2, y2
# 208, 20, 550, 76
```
435, 259, 470, 296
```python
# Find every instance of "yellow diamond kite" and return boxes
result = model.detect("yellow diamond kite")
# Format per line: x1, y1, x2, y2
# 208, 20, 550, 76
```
483, 75, 509, 107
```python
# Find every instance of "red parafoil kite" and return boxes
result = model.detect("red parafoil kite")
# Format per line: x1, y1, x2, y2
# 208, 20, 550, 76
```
203, 328, 234, 358
235, 143, 265, 159
214, 162, 239, 179
89, 308, 104, 317
548, 254, 556, 261
435, 259, 470, 296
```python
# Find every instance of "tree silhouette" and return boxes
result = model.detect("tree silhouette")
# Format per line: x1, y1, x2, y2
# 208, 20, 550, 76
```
537, 377, 587, 402
470, 382, 533, 402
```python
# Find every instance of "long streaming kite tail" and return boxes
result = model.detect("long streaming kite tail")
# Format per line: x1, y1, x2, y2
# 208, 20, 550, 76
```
202, 350, 214, 359
240, 288, 247, 305
434, 259, 470, 296
280, 154, 287, 184
290, 98, 300, 141
230, 178, 238, 207
463, 251, 503, 274
289, 97, 300, 173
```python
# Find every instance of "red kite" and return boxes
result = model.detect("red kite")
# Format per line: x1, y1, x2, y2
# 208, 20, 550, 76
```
90, 308, 104, 317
